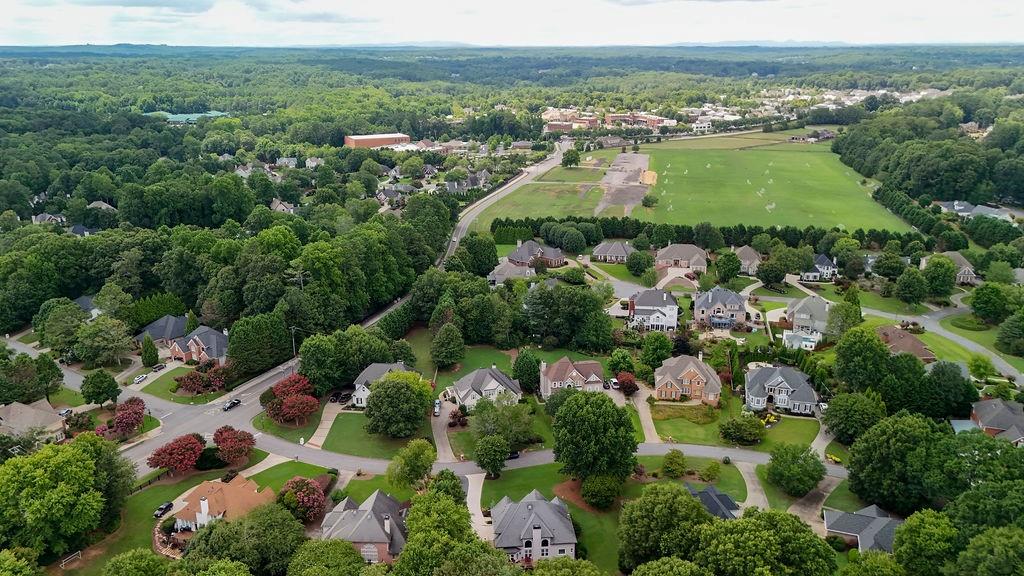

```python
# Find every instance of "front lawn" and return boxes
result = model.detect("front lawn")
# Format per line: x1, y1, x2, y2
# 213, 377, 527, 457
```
139, 414, 160, 435
824, 439, 850, 465
320, 411, 431, 459
917, 330, 974, 364
823, 479, 867, 513
760, 300, 789, 312
16, 330, 39, 344
753, 284, 804, 298
449, 397, 555, 460
248, 460, 329, 491
754, 415, 820, 454
755, 464, 798, 510
590, 262, 640, 283
252, 401, 325, 444
342, 473, 415, 503
140, 366, 227, 404
940, 313, 1024, 373
50, 386, 85, 407
625, 404, 645, 443
651, 392, 741, 445
816, 284, 926, 316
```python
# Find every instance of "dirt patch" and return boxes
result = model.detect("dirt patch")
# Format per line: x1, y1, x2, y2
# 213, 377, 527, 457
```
577, 184, 596, 198
553, 479, 600, 514
642, 170, 658, 186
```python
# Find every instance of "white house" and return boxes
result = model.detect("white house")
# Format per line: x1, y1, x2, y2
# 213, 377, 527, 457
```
627, 289, 679, 332
445, 366, 521, 409
782, 295, 832, 350
351, 361, 414, 407
800, 254, 839, 282
744, 365, 817, 415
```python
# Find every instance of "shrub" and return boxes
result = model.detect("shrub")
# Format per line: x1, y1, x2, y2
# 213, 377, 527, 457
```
662, 449, 687, 478
826, 535, 847, 552
195, 446, 228, 471
160, 516, 176, 536
330, 489, 348, 503
719, 414, 766, 445
278, 476, 327, 522
259, 388, 276, 406
66, 412, 94, 433
699, 462, 721, 482
722, 456, 731, 465
581, 475, 621, 510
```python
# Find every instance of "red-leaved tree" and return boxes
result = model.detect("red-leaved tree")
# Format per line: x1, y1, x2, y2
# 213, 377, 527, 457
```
112, 396, 146, 437
273, 374, 314, 399
617, 372, 639, 397
176, 370, 209, 394
213, 425, 255, 462
278, 476, 326, 522
269, 394, 319, 425
147, 433, 206, 474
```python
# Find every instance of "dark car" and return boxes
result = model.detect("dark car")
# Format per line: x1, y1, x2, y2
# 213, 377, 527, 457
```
222, 398, 241, 411
602, 381, 610, 390
507, 451, 520, 460
328, 392, 341, 403
151, 363, 166, 372
153, 502, 173, 518
338, 392, 352, 403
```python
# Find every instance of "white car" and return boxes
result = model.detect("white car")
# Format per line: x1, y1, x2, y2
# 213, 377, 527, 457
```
133, 374, 148, 385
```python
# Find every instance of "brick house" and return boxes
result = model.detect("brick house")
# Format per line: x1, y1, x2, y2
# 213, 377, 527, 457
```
653, 354, 722, 405
168, 326, 229, 365
539, 357, 605, 399
320, 490, 408, 564
655, 244, 708, 272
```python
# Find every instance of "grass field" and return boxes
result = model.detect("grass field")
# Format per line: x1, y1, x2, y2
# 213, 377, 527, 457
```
16, 330, 39, 344
824, 479, 867, 513
754, 415, 820, 454
252, 400, 325, 443
825, 439, 851, 465
321, 412, 431, 459
538, 166, 607, 183
940, 313, 1024, 373
816, 284, 926, 316
753, 283, 805, 298
471, 183, 606, 232
590, 261, 639, 283
50, 386, 85, 407
140, 366, 227, 404
342, 473, 415, 503
249, 460, 329, 491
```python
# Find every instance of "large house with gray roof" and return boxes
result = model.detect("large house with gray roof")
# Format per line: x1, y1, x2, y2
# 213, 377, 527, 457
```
687, 483, 739, 519
0, 398, 65, 443
745, 365, 817, 415
693, 286, 746, 328
591, 241, 636, 263
919, 251, 978, 285
734, 245, 761, 275
824, 505, 903, 553
507, 240, 565, 268
320, 490, 407, 564
487, 259, 536, 286
539, 357, 604, 399
971, 398, 1024, 446
491, 490, 577, 563
628, 289, 679, 332
653, 354, 722, 405
800, 254, 839, 282
782, 296, 831, 350
134, 314, 187, 346
444, 366, 521, 409
352, 361, 415, 408
168, 326, 228, 365
655, 244, 708, 272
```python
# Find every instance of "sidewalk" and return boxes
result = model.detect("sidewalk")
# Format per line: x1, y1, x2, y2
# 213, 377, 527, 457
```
305, 403, 345, 449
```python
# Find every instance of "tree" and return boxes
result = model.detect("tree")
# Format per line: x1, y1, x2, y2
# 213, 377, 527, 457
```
972, 283, 1011, 324
626, 250, 654, 276
893, 510, 957, 576
180, 503, 305, 576
70, 432, 136, 531
618, 483, 714, 571
837, 551, 906, 576
717, 252, 741, 283
81, 370, 120, 407
227, 312, 291, 376
694, 509, 836, 576
924, 361, 978, 418
470, 396, 535, 449
42, 301, 88, 354
512, 350, 541, 394
365, 371, 432, 438
74, 315, 132, 368
534, 557, 605, 576
608, 348, 635, 375
581, 474, 621, 509
822, 392, 887, 445
719, 414, 766, 445
834, 326, 890, 391
186, 309, 200, 333
617, 372, 639, 396
561, 148, 581, 168
475, 434, 510, 478
950, 526, 1024, 576
873, 251, 907, 280
662, 448, 687, 478
544, 387, 578, 418
985, 260, 1016, 284
102, 549, 167, 576
394, 492, 476, 576
286, 539, 365, 576
640, 267, 657, 288
94, 282, 133, 322
967, 353, 997, 381
0, 443, 104, 556
387, 439, 436, 489
896, 267, 927, 304
278, 476, 326, 522
945, 480, 1024, 548
826, 301, 864, 340
431, 323, 465, 369
268, 394, 319, 425
141, 333, 159, 367
553, 392, 637, 480
429, 469, 465, 503
632, 558, 712, 576
197, 560, 252, 576
561, 229, 586, 254
112, 396, 146, 437
756, 258, 787, 286
767, 443, 826, 497
923, 255, 957, 298
34, 353, 62, 400
147, 433, 205, 474
213, 426, 255, 462
640, 332, 673, 369
0, 550, 44, 576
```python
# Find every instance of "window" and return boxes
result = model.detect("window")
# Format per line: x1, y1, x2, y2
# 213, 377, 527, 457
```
558, 549, 566, 555
360, 544, 379, 563
542, 539, 549, 547
541, 548, 549, 557
525, 540, 532, 548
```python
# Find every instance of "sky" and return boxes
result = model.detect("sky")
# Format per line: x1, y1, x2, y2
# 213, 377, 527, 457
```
2, 0, 1024, 47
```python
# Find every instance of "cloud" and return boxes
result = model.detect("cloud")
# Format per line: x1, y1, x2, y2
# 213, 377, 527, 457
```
606, 0, 775, 4
65, 0, 215, 12
276, 11, 376, 24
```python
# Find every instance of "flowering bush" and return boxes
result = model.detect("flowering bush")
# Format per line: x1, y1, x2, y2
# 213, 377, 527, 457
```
175, 370, 210, 394
213, 425, 255, 462
267, 394, 319, 425
278, 476, 326, 522
273, 374, 314, 399
147, 433, 206, 473
175, 365, 230, 395
112, 396, 146, 437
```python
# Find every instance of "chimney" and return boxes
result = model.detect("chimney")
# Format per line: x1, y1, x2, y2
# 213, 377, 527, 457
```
517, 239, 523, 248
698, 351, 704, 363
383, 514, 391, 536
532, 524, 543, 559
663, 292, 667, 302
200, 496, 209, 517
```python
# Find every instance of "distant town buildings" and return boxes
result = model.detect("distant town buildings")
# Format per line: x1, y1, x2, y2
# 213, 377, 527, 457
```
344, 133, 412, 149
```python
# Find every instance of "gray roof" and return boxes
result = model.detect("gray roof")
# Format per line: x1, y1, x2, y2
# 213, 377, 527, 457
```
69, 224, 98, 237
508, 240, 563, 264
972, 399, 1024, 433
320, 490, 407, 555
808, 253, 836, 273
135, 314, 187, 343
487, 260, 536, 284
786, 296, 831, 333
491, 490, 576, 550
0, 399, 63, 437
734, 245, 760, 265
592, 241, 636, 259
938, 251, 974, 272
656, 243, 708, 265
353, 362, 413, 389
74, 294, 96, 311
824, 505, 902, 553
173, 326, 227, 359
686, 483, 739, 519
452, 367, 521, 401
745, 365, 817, 404
632, 288, 678, 308
694, 286, 744, 310
655, 355, 722, 397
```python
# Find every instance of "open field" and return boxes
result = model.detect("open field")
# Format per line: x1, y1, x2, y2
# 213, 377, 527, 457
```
471, 183, 606, 232
815, 284, 927, 316
538, 166, 607, 183
321, 412, 431, 459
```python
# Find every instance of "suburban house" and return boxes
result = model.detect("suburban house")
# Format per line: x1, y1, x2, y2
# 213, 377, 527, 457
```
74, 294, 101, 319
800, 254, 839, 282
971, 399, 1024, 446
875, 326, 937, 364
824, 505, 903, 553
863, 253, 911, 274
487, 259, 537, 286
276, 157, 298, 169
539, 357, 605, 399
782, 296, 831, 350
352, 361, 415, 408
628, 289, 679, 332
87, 200, 117, 212
376, 188, 402, 206
686, 484, 739, 519
168, 326, 229, 365
445, 366, 521, 409
270, 198, 295, 214
653, 354, 722, 405
919, 252, 978, 285
0, 399, 66, 443
692, 121, 713, 134
69, 224, 98, 237
507, 240, 566, 268
491, 490, 577, 563
937, 200, 1014, 221
655, 244, 708, 272
591, 241, 636, 263
134, 314, 187, 346
467, 169, 490, 188
305, 157, 324, 169
693, 286, 746, 329
745, 365, 817, 415
734, 245, 761, 275
32, 213, 67, 225
320, 490, 408, 564
174, 475, 275, 532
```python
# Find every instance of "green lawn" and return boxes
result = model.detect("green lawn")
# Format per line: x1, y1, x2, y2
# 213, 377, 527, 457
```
321, 412, 431, 459
753, 284, 805, 298
824, 479, 867, 513
940, 313, 1024, 373
406, 327, 513, 395
248, 460, 329, 491
917, 331, 975, 364
725, 276, 759, 291
817, 284, 926, 316
64, 450, 267, 576
50, 386, 85, 407
121, 365, 153, 385
471, 183, 608, 232
761, 301, 788, 312
449, 397, 555, 460
754, 415, 820, 454
342, 473, 415, 503
538, 166, 607, 183
755, 464, 798, 510
625, 404, 645, 443
731, 328, 771, 349
139, 414, 160, 435
252, 400, 325, 444
824, 439, 851, 465
140, 366, 227, 404
16, 330, 39, 344
590, 262, 640, 283
496, 243, 517, 258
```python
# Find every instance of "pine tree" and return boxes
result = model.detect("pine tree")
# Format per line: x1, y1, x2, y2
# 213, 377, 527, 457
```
141, 333, 158, 367
185, 309, 199, 334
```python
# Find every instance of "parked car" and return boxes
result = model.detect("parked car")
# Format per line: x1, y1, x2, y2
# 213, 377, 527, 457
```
507, 450, 520, 460
338, 392, 352, 403
602, 381, 610, 390
222, 398, 241, 411
151, 363, 166, 372
433, 399, 442, 417
153, 502, 173, 518
609, 378, 620, 390
58, 408, 73, 418
133, 374, 148, 385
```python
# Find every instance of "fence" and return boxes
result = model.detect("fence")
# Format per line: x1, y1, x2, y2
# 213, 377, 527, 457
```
130, 468, 170, 494
60, 551, 81, 569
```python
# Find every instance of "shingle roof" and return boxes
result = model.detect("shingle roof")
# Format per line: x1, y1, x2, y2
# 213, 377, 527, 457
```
508, 240, 563, 264
655, 355, 722, 396
938, 251, 974, 271
632, 289, 678, 308
353, 362, 414, 389
592, 241, 636, 260
452, 367, 521, 402
320, 490, 407, 555
745, 365, 817, 404
135, 314, 188, 343
655, 244, 708, 265
686, 483, 739, 519
74, 294, 95, 311
694, 286, 744, 310
734, 245, 760, 264
875, 326, 936, 363
973, 399, 1024, 432
824, 505, 902, 553
177, 475, 275, 525
487, 260, 536, 284
543, 357, 603, 383
491, 490, 577, 550
786, 296, 831, 333
0, 399, 63, 436
173, 326, 227, 359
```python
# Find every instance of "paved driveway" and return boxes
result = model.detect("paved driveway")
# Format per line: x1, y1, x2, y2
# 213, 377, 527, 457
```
788, 476, 842, 536
433, 403, 457, 463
